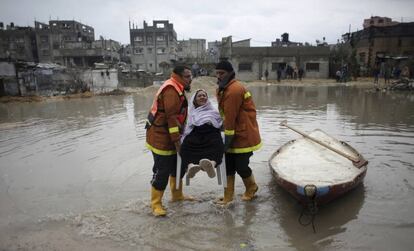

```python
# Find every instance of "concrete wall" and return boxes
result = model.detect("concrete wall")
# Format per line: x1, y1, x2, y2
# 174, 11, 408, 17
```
0, 62, 16, 76
0, 62, 18, 96
91, 69, 119, 92
1, 62, 121, 96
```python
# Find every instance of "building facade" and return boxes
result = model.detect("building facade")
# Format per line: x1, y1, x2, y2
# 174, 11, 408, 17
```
344, 18, 414, 71
129, 20, 178, 72
230, 46, 330, 80
177, 38, 206, 62
34, 20, 95, 64
363, 16, 399, 29
1, 20, 121, 67
0, 22, 38, 62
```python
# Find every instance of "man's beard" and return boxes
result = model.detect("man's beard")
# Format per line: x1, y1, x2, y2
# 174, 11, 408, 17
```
184, 83, 191, 92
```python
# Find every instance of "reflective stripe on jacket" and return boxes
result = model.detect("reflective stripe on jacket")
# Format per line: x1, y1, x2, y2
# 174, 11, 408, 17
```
217, 79, 262, 153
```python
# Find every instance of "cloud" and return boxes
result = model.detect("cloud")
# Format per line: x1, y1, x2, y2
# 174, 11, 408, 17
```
1, 0, 413, 46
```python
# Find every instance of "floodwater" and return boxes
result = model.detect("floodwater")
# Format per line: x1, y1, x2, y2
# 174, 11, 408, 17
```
1, 80, 413, 250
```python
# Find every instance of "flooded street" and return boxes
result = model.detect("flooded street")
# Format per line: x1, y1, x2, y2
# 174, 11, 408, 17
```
1, 79, 414, 250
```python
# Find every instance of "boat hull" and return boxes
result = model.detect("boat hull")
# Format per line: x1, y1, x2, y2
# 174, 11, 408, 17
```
269, 130, 368, 205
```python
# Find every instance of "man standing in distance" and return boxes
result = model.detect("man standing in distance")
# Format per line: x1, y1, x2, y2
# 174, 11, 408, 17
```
145, 65, 194, 216
215, 60, 262, 205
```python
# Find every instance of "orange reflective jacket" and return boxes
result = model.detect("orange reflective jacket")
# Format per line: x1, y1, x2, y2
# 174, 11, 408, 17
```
217, 79, 262, 153
146, 74, 188, 155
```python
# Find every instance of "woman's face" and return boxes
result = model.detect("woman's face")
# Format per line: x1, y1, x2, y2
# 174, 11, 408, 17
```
195, 91, 208, 107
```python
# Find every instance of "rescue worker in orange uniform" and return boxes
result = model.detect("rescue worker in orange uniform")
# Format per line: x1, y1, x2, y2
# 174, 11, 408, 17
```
215, 60, 262, 205
145, 65, 194, 216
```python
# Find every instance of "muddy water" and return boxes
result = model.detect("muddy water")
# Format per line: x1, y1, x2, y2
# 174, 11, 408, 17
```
0, 82, 413, 250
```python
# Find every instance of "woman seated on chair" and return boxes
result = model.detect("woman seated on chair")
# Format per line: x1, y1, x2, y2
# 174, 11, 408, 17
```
180, 89, 224, 178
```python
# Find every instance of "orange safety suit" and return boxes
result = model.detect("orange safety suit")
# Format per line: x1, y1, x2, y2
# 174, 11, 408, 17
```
146, 73, 188, 155
217, 79, 261, 153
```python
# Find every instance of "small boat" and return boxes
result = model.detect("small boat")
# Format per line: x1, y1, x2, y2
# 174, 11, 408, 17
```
269, 121, 368, 205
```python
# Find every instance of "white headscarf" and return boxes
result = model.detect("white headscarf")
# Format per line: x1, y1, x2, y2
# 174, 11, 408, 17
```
181, 89, 222, 142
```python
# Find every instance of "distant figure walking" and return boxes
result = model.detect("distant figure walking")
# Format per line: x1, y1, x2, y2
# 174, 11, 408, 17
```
264, 69, 269, 81
277, 67, 282, 82
373, 65, 380, 86
336, 69, 342, 82
384, 64, 391, 85
192, 62, 200, 78
341, 65, 348, 83
298, 67, 304, 81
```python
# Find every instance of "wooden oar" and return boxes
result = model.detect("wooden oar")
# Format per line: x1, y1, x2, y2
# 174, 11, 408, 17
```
280, 120, 366, 166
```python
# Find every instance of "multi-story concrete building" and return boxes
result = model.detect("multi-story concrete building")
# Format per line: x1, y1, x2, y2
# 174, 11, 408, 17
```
1, 20, 121, 67
34, 20, 95, 64
129, 20, 178, 72
177, 38, 206, 62
363, 16, 399, 29
0, 22, 38, 62
343, 17, 414, 71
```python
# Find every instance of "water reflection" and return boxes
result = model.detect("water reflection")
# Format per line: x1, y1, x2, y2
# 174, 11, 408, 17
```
268, 178, 365, 251
0, 83, 413, 250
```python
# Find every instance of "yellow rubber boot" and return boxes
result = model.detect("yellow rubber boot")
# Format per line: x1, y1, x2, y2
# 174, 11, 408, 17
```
151, 186, 166, 217
241, 175, 258, 201
169, 176, 195, 202
215, 175, 235, 205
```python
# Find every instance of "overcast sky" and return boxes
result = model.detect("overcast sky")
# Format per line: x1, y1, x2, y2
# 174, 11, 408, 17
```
1, 0, 413, 46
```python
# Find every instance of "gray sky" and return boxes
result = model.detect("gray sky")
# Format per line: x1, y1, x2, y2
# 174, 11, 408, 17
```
1, 0, 413, 46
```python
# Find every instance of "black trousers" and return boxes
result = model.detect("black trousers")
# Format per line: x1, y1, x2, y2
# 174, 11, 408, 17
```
151, 152, 187, 191
224, 152, 253, 178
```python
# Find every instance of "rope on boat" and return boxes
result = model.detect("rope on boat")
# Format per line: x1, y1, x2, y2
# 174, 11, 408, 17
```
298, 194, 318, 233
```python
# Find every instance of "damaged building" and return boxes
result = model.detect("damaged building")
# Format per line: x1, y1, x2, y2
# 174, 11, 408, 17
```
0, 22, 38, 62
343, 16, 414, 73
129, 20, 178, 73
177, 38, 206, 63
0, 60, 122, 96
0, 20, 121, 67
220, 36, 329, 81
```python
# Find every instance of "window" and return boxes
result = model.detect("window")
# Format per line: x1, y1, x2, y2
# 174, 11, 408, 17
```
359, 53, 366, 63
156, 23, 165, 28
156, 35, 165, 41
15, 37, 25, 43
147, 47, 153, 53
306, 63, 319, 72
272, 62, 286, 71
147, 36, 153, 43
40, 36, 48, 43
238, 63, 252, 71
134, 48, 143, 54
134, 36, 143, 42
157, 48, 165, 54
378, 19, 384, 23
